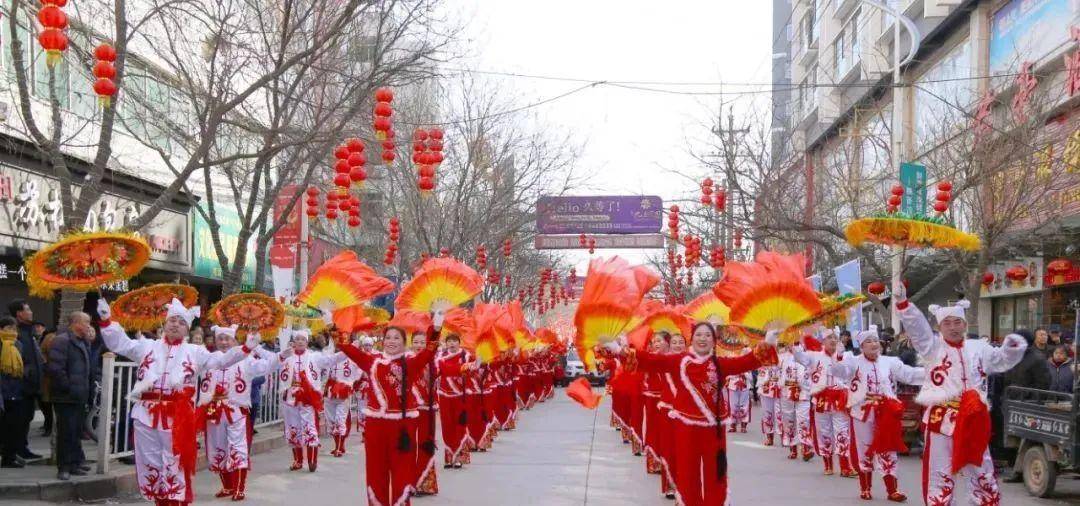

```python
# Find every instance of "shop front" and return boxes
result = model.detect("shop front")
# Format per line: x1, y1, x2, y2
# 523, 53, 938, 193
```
981, 257, 1045, 339
0, 163, 192, 327
191, 206, 257, 310
1044, 258, 1080, 340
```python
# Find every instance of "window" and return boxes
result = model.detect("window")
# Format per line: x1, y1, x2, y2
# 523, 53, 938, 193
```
835, 8, 862, 81
914, 39, 973, 153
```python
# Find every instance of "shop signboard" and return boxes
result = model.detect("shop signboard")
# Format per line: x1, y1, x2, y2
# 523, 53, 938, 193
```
0, 164, 191, 272
193, 207, 256, 286
989, 0, 1080, 75
980, 257, 1045, 298
899, 162, 926, 216
534, 233, 665, 250
536, 195, 662, 235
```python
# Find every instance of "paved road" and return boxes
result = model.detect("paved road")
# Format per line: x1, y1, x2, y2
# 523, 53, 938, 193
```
14, 391, 1080, 505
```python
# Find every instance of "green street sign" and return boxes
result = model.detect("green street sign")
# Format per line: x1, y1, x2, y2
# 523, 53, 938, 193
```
900, 162, 927, 216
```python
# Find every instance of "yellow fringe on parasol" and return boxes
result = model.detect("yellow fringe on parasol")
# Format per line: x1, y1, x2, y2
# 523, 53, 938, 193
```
844, 216, 981, 251
297, 251, 394, 311
112, 284, 198, 332
683, 292, 731, 326
208, 293, 286, 339
285, 304, 326, 334
26, 231, 150, 299
396, 257, 483, 313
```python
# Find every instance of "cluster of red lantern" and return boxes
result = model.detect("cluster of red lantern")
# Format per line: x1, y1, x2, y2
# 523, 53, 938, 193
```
383, 217, 400, 265
700, 178, 714, 205
486, 267, 500, 285
413, 128, 445, 194
887, 184, 904, 213
683, 234, 702, 267
714, 188, 727, 212
92, 43, 118, 108
333, 138, 368, 190
668, 205, 680, 239
733, 228, 743, 250
342, 194, 362, 227
1005, 265, 1029, 282
304, 187, 320, 218
373, 87, 397, 165
567, 267, 577, 298
502, 238, 512, 260
933, 181, 953, 215
476, 244, 488, 270
38, 0, 68, 67
709, 246, 725, 269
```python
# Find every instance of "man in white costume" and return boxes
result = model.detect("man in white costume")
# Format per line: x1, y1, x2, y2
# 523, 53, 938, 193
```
779, 343, 813, 461
757, 360, 782, 446
270, 328, 345, 472
97, 298, 259, 505
831, 326, 923, 501
723, 365, 752, 433
198, 325, 274, 501
793, 331, 856, 477
324, 335, 359, 457
893, 282, 1026, 505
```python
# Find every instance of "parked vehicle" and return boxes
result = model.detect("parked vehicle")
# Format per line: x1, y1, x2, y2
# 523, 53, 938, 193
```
556, 348, 607, 387
896, 383, 924, 455
1002, 385, 1078, 497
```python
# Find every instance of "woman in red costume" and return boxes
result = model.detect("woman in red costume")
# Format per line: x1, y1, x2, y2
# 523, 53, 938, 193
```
336, 324, 439, 506
408, 331, 439, 496
634, 323, 779, 506
641, 332, 670, 480
654, 332, 687, 499
435, 333, 470, 469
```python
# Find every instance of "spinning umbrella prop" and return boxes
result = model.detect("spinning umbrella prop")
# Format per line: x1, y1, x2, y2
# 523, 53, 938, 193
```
208, 293, 286, 340
112, 284, 198, 331
26, 231, 151, 298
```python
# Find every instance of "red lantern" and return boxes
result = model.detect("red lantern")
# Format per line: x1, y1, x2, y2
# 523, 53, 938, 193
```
92, 61, 116, 80
890, 184, 904, 196
349, 168, 367, 186
381, 149, 395, 164
347, 152, 366, 167
413, 129, 429, 141
348, 217, 361, 228
937, 181, 953, 192
373, 102, 393, 118
429, 128, 444, 140
700, 195, 712, 205
888, 195, 902, 207
94, 43, 117, 62
579, 233, 587, 247
981, 272, 995, 285
373, 117, 391, 133
326, 209, 338, 220
92, 78, 117, 107
374, 87, 394, 103
305, 206, 318, 218
1005, 265, 1029, 281
333, 173, 350, 187
306, 187, 319, 197
334, 146, 350, 160
932, 202, 948, 213
418, 165, 435, 178
346, 138, 365, 152
866, 281, 886, 295
502, 238, 512, 258
714, 189, 726, 212
418, 176, 435, 193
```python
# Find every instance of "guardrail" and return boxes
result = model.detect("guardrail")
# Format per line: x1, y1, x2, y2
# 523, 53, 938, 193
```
95, 352, 284, 474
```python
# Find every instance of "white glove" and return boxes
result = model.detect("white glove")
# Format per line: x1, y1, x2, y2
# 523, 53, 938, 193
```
602, 340, 622, 354
321, 309, 334, 325
617, 335, 628, 348
1003, 334, 1027, 349
892, 279, 907, 303
764, 329, 779, 347
432, 310, 445, 329
244, 333, 261, 351
97, 298, 112, 321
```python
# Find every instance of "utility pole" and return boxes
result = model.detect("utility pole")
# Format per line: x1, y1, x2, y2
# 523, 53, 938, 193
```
711, 105, 749, 260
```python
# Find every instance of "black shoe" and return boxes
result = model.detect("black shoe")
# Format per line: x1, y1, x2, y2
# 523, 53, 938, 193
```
1, 459, 25, 468
78, 463, 92, 472
57, 470, 71, 481
18, 450, 43, 460
69, 467, 88, 476
119, 456, 136, 465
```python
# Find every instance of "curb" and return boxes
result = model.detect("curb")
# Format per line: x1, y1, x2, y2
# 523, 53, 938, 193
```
1, 422, 286, 503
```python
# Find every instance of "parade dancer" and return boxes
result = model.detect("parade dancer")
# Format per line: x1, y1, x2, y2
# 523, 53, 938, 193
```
353, 337, 375, 439
272, 329, 346, 472
96, 298, 259, 506
831, 327, 924, 501
757, 360, 782, 446
634, 323, 779, 506
655, 333, 686, 500
409, 331, 439, 496
779, 343, 813, 461
893, 283, 1026, 505
641, 332, 669, 478
436, 333, 470, 468
723, 367, 752, 433
198, 325, 274, 501
335, 323, 440, 506
325, 336, 359, 458
793, 332, 855, 477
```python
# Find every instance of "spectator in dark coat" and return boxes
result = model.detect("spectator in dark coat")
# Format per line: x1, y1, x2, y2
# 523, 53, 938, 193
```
8, 300, 44, 461
46, 312, 97, 480
0, 316, 26, 467
1003, 329, 1052, 392
1048, 345, 1075, 394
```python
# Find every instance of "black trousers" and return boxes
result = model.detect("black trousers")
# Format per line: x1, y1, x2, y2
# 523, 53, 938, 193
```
39, 399, 53, 432
53, 402, 86, 470
16, 394, 38, 453
0, 397, 30, 461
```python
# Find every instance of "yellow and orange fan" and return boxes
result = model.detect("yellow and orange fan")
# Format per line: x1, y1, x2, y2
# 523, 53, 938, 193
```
574, 302, 635, 372
683, 292, 731, 326
396, 257, 483, 314
627, 307, 691, 351
365, 306, 391, 326
332, 305, 378, 333
465, 302, 504, 363
712, 251, 821, 344
440, 307, 475, 341
27, 231, 151, 298
578, 256, 661, 311
297, 251, 395, 311
625, 298, 664, 333
792, 293, 866, 330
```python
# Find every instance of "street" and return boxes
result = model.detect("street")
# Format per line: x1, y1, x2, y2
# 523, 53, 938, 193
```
11, 391, 1078, 505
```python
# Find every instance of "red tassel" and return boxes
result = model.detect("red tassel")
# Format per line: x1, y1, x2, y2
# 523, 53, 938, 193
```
869, 398, 908, 455
951, 389, 991, 474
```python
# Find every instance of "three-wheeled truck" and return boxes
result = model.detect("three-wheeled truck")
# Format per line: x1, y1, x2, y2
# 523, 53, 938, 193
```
1002, 385, 1079, 497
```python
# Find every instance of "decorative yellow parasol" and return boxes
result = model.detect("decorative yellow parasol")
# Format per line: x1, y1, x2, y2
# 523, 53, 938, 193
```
26, 231, 151, 298
844, 215, 980, 251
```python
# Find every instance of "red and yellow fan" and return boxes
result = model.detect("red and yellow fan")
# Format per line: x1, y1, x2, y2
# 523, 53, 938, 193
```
712, 251, 821, 343
297, 251, 394, 311
573, 256, 660, 370
440, 307, 475, 340
625, 298, 664, 333
684, 292, 731, 326
465, 303, 504, 363
396, 257, 483, 314
627, 306, 691, 350
332, 305, 378, 333
386, 309, 432, 336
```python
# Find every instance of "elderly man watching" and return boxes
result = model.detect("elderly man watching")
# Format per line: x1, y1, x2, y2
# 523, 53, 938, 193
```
46, 312, 98, 480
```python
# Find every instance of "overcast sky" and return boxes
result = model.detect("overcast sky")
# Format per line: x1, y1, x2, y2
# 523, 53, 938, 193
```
447, 1, 774, 270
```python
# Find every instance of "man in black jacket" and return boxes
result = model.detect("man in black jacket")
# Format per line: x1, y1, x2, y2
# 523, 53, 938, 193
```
8, 299, 44, 461
46, 312, 96, 480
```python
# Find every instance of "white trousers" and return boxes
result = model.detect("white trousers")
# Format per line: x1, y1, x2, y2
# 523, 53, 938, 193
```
283, 403, 320, 448
851, 413, 898, 477
779, 397, 812, 447
325, 398, 351, 437
133, 420, 188, 502
726, 388, 750, 425
760, 396, 780, 435
205, 410, 250, 473
923, 430, 1001, 505
813, 408, 851, 457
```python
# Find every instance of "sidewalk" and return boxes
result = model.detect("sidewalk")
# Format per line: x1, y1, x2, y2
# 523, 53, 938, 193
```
0, 413, 286, 502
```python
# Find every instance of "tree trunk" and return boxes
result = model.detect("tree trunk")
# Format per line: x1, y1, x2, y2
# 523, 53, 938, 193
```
58, 289, 87, 328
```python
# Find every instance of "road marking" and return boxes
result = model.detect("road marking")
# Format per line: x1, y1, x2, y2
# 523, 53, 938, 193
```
731, 441, 771, 450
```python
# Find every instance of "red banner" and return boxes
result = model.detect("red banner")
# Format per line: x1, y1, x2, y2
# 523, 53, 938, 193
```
272, 185, 302, 269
